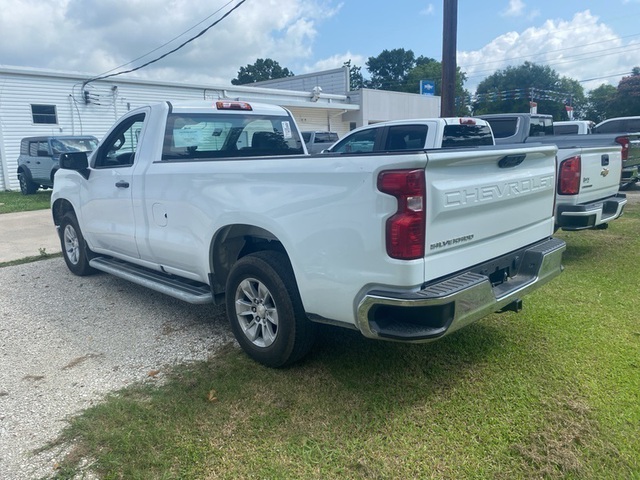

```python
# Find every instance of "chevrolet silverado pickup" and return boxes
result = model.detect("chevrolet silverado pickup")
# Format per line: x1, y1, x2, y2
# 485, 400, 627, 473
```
593, 116, 640, 187
478, 113, 628, 231
51, 101, 565, 367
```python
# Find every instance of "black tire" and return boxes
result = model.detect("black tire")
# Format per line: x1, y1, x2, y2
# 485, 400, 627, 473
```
18, 171, 38, 195
59, 212, 97, 276
225, 251, 315, 368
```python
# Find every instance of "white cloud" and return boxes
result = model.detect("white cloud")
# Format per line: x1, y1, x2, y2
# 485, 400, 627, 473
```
0, 0, 342, 85
420, 4, 435, 16
302, 52, 367, 74
459, 10, 639, 93
502, 0, 526, 17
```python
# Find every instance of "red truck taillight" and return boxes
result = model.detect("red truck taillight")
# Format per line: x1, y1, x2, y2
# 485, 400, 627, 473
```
558, 155, 581, 195
615, 136, 629, 161
377, 169, 425, 260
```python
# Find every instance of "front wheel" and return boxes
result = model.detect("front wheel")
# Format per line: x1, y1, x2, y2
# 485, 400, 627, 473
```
59, 212, 96, 276
225, 251, 315, 367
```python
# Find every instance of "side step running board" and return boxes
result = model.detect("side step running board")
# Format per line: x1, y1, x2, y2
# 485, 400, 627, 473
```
89, 257, 213, 304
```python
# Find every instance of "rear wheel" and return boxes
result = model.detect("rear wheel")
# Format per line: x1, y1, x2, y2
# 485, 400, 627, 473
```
18, 171, 38, 195
59, 212, 96, 276
225, 251, 315, 367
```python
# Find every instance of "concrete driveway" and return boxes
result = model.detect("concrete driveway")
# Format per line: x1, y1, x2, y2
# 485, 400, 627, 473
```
0, 210, 61, 263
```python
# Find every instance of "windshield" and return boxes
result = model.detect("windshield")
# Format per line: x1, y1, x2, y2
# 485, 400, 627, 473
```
50, 138, 98, 154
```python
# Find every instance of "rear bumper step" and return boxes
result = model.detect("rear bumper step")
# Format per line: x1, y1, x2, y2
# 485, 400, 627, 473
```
556, 193, 627, 231
356, 237, 566, 342
89, 257, 213, 304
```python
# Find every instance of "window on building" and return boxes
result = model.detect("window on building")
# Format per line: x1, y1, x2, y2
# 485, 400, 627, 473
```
31, 104, 57, 124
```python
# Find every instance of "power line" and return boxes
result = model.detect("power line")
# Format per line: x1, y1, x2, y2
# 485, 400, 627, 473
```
578, 71, 635, 83
459, 32, 640, 71
83, 0, 247, 87
95, 0, 241, 78
463, 43, 640, 81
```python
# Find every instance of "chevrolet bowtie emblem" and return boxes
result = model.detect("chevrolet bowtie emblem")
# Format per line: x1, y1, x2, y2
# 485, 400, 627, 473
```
601, 168, 610, 177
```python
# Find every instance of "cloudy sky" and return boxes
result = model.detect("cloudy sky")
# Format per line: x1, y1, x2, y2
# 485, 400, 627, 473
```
2, 0, 640, 93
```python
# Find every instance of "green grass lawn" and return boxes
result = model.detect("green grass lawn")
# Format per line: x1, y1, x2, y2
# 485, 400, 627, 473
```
0, 190, 51, 214
48, 203, 640, 479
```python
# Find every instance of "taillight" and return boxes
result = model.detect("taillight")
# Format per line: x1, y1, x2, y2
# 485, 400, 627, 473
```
615, 136, 629, 161
377, 169, 425, 260
558, 155, 581, 195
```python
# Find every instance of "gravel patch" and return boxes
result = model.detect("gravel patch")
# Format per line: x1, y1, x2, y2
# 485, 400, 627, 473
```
0, 259, 234, 479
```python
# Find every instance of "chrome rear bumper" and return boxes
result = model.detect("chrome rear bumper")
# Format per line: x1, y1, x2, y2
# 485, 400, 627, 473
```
356, 237, 566, 342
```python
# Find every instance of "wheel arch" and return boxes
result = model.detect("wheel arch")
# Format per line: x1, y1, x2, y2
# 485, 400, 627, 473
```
51, 198, 77, 228
17, 165, 34, 180
208, 224, 292, 303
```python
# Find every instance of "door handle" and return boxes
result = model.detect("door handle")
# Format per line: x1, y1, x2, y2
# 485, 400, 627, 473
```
115, 180, 130, 188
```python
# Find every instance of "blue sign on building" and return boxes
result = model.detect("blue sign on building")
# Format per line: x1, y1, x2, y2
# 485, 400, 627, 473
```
420, 80, 435, 96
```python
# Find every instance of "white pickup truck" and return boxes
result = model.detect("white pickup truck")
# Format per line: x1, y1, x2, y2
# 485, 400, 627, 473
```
52, 101, 565, 367
478, 113, 628, 231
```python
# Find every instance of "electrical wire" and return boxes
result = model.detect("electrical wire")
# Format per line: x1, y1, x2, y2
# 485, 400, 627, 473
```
93, 0, 240, 78
83, 0, 246, 87
459, 32, 640, 71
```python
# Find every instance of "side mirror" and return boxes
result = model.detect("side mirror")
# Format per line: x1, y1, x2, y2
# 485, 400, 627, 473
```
59, 152, 90, 179
37, 149, 51, 157
59, 152, 88, 170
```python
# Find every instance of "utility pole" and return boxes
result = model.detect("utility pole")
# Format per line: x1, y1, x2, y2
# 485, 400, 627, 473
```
441, 0, 458, 117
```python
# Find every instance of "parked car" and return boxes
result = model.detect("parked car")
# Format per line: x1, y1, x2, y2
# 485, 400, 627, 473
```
16, 135, 98, 195
593, 116, 640, 187
301, 131, 339, 154
553, 120, 595, 135
593, 116, 640, 134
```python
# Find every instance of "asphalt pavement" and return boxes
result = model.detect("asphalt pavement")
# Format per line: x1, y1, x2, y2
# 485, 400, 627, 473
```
0, 210, 61, 263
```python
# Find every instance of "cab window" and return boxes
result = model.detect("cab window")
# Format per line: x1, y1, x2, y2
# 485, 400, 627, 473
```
486, 118, 518, 138
529, 117, 553, 137
384, 125, 428, 150
95, 113, 145, 168
161, 113, 304, 159
442, 124, 494, 148
330, 128, 377, 153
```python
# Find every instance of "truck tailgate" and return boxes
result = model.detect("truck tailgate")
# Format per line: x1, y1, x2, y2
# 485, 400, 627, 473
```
423, 144, 557, 282
569, 145, 622, 204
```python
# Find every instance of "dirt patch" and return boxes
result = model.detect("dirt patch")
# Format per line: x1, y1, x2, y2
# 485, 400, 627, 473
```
512, 395, 596, 477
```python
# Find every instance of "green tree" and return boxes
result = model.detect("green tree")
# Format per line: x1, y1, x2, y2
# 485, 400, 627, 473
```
343, 60, 364, 90
403, 57, 470, 114
472, 62, 585, 120
611, 67, 640, 116
584, 84, 617, 123
365, 48, 416, 90
231, 58, 294, 85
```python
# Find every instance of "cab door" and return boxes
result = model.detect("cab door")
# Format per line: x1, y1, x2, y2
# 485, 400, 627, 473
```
29, 140, 51, 184
80, 111, 147, 259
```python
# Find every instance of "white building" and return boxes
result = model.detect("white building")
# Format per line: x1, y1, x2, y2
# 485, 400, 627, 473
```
0, 65, 440, 191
